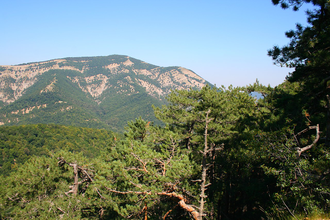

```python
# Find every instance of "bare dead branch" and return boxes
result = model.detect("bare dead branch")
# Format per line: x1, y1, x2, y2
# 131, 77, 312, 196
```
131, 153, 149, 173
64, 163, 79, 196
99, 206, 105, 218
178, 199, 200, 220
57, 206, 65, 214
281, 198, 298, 220
7, 193, 19, 202
106, 187, 151, 195
159, 192, 199, 220
163, 204, 179, 220
81, 169, 94, 182
206, 144, 224, 154
107, 187, 199, 220
126, 167, 148, 173
154, 158, 165, 176
95, 187, 105, 199
296, 124, 320, 156
164, 182, 179, 193
129, 181, 143, 189
191, 179, 202, 183
144, 203, 148, 220
57, 158, 94, 197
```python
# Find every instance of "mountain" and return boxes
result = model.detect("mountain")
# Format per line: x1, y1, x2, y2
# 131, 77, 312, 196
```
0, 55, 210, 131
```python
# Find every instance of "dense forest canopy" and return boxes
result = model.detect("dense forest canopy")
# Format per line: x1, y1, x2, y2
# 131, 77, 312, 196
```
0, 124, 116, 176
0, 0, 330, 219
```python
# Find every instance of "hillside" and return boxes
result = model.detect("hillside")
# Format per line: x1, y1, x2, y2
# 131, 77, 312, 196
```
0, 124, 115, 176
0, 55, 210, 131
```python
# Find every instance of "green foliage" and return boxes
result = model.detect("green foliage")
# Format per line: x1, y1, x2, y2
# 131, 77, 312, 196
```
247, 79, 330, 218
0, 118, 199, 219
154, 85, 258, 153
1, 80, 329, 219
0, 124, 115, 176
271, 0, 306, 11
94, 118, 198, 219
153, 85, 272, 218
268, 0, 330, 134
253, 126, 330, 218
1, 5, 329, 216
98, 78, 165, 132
129, 57, 158, 70
124, 117, 151, 141
261, 2, 330, 217
0, 151, 108, 219
58, 60, 85, 70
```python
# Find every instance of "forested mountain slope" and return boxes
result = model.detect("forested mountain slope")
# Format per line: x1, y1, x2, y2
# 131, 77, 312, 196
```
0, 55, 210, 131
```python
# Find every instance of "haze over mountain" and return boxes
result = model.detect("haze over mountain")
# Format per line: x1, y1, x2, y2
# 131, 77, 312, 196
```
0, 55, 210, 131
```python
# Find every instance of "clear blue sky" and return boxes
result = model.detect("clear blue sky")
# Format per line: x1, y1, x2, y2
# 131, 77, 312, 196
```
0, 0, 315, 87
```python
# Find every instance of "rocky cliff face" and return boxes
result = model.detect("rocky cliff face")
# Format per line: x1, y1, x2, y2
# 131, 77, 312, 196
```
0, 55, 210, 131
0, 55, 206, 104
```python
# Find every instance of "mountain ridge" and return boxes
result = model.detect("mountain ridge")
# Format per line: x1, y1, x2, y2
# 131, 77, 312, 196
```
0, 55, 210, 131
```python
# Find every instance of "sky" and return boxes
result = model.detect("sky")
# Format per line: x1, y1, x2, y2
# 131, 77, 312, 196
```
0, 0, 316, 87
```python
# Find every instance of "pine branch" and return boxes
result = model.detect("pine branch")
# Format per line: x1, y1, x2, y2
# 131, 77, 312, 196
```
106, 187, 199, 220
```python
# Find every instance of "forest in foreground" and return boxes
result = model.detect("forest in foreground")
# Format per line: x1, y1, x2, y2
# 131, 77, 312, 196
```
1, 0, 330, 219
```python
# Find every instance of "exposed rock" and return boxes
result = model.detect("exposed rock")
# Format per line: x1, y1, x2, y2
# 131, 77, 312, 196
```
0, 56, 207, 105
40, 77, 57, 93
0, 55, 210, 130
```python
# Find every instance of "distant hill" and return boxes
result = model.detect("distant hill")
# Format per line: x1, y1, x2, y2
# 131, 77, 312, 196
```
0, 55, 210, 131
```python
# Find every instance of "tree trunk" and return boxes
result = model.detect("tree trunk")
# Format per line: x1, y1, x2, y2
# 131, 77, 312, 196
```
326, 95, 330, 147
199, 109, 212, 220
71, 163, 79, 195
